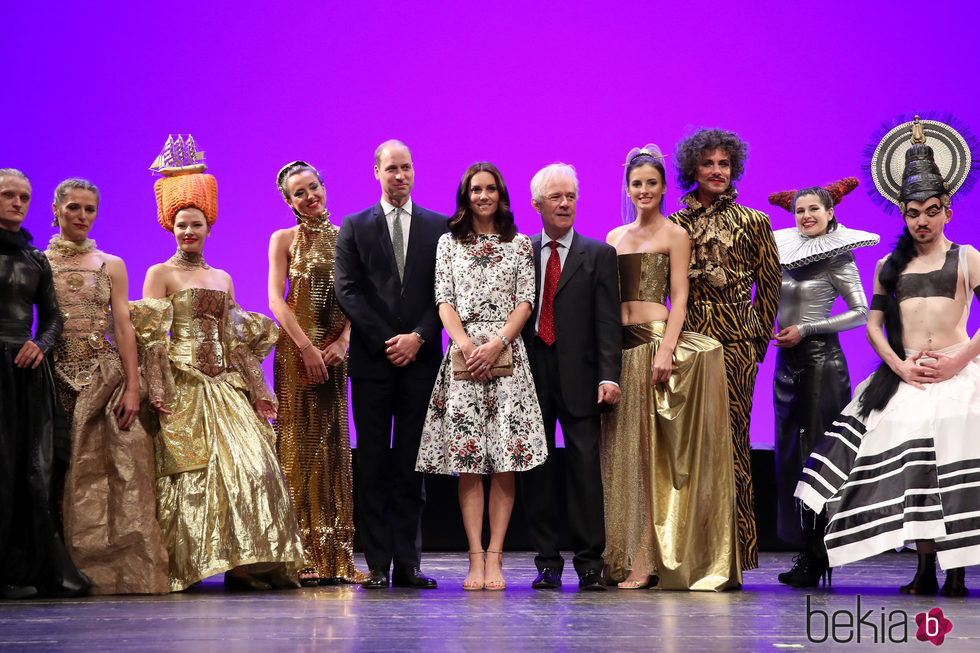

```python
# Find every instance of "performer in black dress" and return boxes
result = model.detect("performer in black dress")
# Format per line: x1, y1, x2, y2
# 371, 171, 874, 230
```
0, 168, 89, 599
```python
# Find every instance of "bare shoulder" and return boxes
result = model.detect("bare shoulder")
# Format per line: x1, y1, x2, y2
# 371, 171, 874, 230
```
606, 224, 627, 246
270, 225, 298, 245
664, 220, 689, 241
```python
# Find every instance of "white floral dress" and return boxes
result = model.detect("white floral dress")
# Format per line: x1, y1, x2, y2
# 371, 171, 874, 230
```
416, 233, 547, 474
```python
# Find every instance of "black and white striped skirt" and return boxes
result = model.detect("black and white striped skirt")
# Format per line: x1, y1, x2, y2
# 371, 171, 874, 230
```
795, 344, 980, 570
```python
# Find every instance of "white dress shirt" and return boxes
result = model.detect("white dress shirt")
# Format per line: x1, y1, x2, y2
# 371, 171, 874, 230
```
534, 228, 575, 333
381, 197, 413, 260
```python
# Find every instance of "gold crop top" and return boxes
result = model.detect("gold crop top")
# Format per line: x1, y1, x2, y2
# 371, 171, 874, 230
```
618, 252, 669, 305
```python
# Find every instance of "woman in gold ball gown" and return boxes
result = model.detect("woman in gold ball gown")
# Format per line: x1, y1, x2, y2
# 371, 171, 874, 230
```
47, 178, 169, 594
268, 161, 363, 585
132, 144, 304, 591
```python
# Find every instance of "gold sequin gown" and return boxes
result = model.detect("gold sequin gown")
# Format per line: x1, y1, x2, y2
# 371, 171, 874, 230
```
600, 253, 741, 590
47, 241, 170, 595
131, 287, 305, 591
273, 214, 361, 581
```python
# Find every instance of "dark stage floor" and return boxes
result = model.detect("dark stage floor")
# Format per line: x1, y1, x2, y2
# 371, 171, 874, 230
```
1, 552, 977, 651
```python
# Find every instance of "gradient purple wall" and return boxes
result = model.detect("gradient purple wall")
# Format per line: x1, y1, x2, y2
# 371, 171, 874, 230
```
6, 1, 979, 448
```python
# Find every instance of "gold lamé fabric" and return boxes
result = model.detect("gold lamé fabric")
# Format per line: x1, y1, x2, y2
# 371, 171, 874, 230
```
618, 252, 670, 304
600, 321, 741, 591
47, 256, 170, 594
273, 216, 361, 580
131, 288, 304, 591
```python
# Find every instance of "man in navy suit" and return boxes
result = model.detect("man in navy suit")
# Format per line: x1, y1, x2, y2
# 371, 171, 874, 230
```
520, 163, 622, 591
334, 140, 447, 589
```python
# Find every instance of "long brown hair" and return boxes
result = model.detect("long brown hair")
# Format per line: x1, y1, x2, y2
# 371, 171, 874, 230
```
448, 162, 517, 243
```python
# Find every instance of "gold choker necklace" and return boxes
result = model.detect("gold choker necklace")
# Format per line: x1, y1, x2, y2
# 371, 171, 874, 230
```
169, 249, 210, 270
48, 236, 97, 258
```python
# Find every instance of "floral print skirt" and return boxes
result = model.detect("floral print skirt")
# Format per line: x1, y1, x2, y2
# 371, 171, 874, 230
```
416, 321, 547, 475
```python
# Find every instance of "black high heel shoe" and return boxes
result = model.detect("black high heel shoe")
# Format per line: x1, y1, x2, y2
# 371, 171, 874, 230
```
940, 567, 968, 597
899, 552, 938, 595
778, 553, 806, 586
788, 552, 831, 588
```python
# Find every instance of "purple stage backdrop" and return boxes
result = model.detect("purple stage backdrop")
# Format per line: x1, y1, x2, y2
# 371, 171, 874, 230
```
6, 1, 979, 448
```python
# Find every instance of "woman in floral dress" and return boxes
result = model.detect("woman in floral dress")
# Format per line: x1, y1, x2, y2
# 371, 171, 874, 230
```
416, 162, 546, 591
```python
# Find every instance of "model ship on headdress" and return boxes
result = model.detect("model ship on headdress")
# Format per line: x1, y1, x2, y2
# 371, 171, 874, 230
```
149, 134, 207, 176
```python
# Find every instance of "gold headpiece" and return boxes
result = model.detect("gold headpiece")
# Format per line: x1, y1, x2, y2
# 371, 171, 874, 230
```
149, 134, 217, 230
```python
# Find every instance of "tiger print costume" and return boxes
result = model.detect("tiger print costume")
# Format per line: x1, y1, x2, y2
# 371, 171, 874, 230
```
670, 187, 781, 571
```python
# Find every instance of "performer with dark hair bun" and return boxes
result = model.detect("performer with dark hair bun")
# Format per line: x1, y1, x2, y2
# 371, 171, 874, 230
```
670, 128, 781, 572
0, 168, 89, 600
133, 136, 304, 592
47, 178, 170, 595
268, 161, 364, 586
766, 178, 878, 588
796, 116, 980, 597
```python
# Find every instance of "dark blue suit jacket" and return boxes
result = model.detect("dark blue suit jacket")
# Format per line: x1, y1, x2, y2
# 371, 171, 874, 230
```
334, 202, 448, 380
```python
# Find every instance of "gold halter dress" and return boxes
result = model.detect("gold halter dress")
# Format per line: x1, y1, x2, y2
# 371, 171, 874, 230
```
48, 240, 170, 594
273, 214, 362, 582
600, 252, 741, 590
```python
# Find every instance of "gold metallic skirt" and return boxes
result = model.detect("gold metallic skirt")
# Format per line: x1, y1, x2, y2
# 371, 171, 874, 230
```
600, 321, 741, 590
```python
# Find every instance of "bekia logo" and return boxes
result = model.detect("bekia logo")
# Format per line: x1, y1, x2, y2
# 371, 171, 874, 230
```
915, 608, 953, 646
806, 595, 954, 645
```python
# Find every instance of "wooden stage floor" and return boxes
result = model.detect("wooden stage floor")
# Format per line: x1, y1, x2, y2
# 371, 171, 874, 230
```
1, 552, 978, 651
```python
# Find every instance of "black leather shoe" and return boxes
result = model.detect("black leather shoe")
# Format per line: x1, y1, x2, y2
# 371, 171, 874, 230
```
391, 568, 437, 589
578, 570, 607, 591
1, 584, 38, 600
361, 570, 390, 589
531, 568, 562, 589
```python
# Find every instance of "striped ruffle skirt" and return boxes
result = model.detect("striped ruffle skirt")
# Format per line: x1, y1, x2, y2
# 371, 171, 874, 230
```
795, 344, 980, 570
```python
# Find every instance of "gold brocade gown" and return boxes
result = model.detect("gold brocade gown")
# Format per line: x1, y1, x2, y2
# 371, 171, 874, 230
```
131, 288, 305, 591
273, 214, 361, 581
600, 253, 741, 591
48, 243, 170, 594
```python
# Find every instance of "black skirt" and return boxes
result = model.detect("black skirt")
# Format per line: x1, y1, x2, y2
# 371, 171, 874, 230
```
772, 333, 851, 547
0, 340, 88, 596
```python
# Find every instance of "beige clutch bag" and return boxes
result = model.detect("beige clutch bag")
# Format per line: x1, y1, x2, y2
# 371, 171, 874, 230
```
451, 345, 513, 380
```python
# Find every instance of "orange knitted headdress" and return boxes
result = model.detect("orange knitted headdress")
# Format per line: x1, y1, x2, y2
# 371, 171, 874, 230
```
149, 134, 217, 230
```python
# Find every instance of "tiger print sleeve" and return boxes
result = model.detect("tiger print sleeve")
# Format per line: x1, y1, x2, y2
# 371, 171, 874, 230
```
749, 210, 781, 363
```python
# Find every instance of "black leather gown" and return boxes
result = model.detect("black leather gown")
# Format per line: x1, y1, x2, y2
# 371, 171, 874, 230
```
0, 227, 88, 597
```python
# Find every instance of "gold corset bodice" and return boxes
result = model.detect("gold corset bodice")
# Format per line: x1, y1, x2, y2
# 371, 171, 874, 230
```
49, 258, 119, 390
618, 252, 670, 305
169, 287, 228, 377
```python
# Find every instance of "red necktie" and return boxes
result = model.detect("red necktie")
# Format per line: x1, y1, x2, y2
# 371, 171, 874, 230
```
538, 240, 561, 345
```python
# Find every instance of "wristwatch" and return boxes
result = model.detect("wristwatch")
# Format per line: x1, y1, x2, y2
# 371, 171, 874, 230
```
498, 333, 510, 347
413, 331, 425, 346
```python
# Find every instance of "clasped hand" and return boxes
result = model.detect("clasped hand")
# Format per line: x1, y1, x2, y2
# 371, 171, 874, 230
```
896, 351, 965, 390
774, 325, 802, 348
385, 333, 421, 367
460, 338, 503, 382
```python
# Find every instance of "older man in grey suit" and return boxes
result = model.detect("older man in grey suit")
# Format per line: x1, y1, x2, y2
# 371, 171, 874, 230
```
520, 163, 622, 591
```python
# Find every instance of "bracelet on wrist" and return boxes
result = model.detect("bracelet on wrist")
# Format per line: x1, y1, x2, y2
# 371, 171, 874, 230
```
299, 341, 313, 353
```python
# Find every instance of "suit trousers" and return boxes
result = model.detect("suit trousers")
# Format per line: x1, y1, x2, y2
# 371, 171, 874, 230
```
520, 338, 605, 577
351, 369, 430, 573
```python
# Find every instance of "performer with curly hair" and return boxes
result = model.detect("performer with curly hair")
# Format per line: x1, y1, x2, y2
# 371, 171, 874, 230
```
670, 129, 781, 572
796, 117, 980, 597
